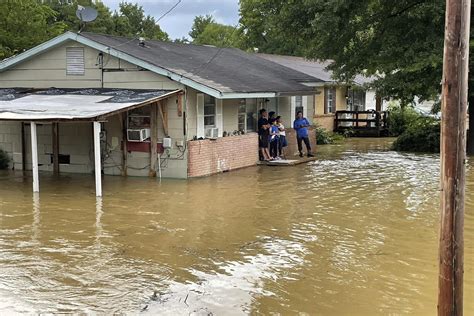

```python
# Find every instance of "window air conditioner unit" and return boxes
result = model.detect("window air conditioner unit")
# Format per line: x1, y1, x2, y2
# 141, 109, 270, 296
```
205, 127, 219, 139
127, 128, 150, 142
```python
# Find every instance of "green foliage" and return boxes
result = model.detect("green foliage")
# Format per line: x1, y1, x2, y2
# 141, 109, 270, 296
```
112, 2, 168, 40
189, 15, 242, 48
0, 149, 10, 170
0, 0, 67, 59
0, 0, 168, 60
239, 0, 304, 55
194, 23, 243, 48
239, 0, 474, 105
315, 125, 344, 145
387, 103, 421, 136
189, 15, 215, 40
392, 117, 440, 153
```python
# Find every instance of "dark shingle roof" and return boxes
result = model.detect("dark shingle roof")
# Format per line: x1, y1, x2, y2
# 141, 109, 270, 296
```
257, 53, 375, 86
80, 32, 320, 94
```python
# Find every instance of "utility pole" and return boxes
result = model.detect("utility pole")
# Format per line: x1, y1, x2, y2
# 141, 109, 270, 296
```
439, 0, 471, 315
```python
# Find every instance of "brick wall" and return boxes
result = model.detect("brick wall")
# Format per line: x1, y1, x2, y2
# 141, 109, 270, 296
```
314, 114, 336, 131
284, 128, 317, 157
188, 133, 258, 177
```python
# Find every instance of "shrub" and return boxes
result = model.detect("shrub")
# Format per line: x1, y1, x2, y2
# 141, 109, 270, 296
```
392, 117, 440, 153
315, 125, 344, 145
0, 148, 10, 170
387, 103, 421, 136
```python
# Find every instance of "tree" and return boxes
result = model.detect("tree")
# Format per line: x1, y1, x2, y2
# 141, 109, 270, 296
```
0, 0, 67, 59
112, 2, 168, 40
239, 0, 305, 55
189, 14, 215, 41
43, 0, 115, 34
194, 23, 243, 48
239, 0, 474, 153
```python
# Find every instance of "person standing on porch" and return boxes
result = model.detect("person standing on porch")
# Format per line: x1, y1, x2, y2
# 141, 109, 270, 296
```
276, 116, 287, 158
258, 109, 271, 161
269, 119, 280, 159
293, 111, 314, 158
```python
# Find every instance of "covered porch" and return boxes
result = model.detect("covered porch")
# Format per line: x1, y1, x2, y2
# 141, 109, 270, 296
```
0, 88, 181, 196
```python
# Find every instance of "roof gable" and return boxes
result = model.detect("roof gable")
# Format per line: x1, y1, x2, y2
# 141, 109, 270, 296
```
0, 32, 320, 98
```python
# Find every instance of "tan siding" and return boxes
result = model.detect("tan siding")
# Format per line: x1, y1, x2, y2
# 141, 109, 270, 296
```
0, 41, 182, 90
223, 99, 239, 133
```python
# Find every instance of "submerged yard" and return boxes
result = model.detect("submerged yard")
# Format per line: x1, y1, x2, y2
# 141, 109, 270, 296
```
0, 138, 472, 315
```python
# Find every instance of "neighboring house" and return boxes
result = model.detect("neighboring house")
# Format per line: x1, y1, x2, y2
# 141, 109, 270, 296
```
0, 32, 321, 188
258, 54, 387, 131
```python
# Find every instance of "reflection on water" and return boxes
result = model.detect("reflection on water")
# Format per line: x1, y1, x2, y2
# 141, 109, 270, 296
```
0, 138, 472, 315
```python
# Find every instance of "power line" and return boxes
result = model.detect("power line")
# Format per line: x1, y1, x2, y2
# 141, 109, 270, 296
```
156, 0, 182, 22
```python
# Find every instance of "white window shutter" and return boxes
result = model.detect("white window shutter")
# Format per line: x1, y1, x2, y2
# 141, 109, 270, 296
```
290, 96, 296, 121
216, 99, 223, 137
66, 47, 85, 75
197, 93, 205, 138
303, 96, 308, 119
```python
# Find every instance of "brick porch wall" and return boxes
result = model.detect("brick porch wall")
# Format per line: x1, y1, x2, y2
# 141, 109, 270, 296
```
284, 128, 317, 157
188, 133, 259, 177
314, 114, 336, 131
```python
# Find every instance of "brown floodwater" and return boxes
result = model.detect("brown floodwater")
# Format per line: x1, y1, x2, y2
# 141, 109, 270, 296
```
0, 138, 472, 315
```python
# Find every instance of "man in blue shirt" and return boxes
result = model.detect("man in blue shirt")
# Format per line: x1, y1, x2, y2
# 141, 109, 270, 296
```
293, 111, 314, 157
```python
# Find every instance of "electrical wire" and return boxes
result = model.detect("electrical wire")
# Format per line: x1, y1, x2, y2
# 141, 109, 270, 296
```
103, 0, 182, 50
156, 0, 182, 22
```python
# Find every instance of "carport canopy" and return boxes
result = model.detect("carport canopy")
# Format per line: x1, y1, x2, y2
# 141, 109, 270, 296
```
0, 88, 181, 196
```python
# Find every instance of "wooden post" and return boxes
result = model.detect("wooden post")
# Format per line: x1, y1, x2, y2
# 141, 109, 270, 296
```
93, 122, 102, 197
149, 104, 158, 177
119, 113, 128, 176
438, 0, 470, 314
375, 95, 382, 112
334, 112, 339, 132
21, 122, 26, 173
30, 122, 39, 193
52, 122, 59, 175
467, 95, 474, 155
375, 111, 381, 137
158, 100, 169, 136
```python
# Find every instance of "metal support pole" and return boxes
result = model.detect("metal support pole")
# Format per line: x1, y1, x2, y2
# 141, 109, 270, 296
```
30, 122, 39, 193
93, 122, 102, 197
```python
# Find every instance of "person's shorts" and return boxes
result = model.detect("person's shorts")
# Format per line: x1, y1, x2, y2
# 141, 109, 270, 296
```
259, 135, 269, 148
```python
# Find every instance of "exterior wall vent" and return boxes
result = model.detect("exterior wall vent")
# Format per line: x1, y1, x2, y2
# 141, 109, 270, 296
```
66, 47, 85, 75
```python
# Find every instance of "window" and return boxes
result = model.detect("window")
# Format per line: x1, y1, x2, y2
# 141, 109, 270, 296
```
238, 99, 258, 133
347, 89, 366, 111
66, 47, 85, 75
128, 106, 151, 129
295, 96, 303, 117
204, 95, 216, 127
325, 87, 336, 114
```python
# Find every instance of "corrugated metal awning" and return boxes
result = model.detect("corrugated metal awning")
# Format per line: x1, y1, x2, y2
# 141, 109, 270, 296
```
0, 88, 180, 121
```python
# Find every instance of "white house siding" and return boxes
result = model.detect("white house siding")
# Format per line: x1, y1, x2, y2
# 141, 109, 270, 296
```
0, 122, 22, 169
0, 41, 188, 178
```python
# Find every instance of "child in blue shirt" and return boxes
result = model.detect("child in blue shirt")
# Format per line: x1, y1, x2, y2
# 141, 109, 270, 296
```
269, 119, 280, 159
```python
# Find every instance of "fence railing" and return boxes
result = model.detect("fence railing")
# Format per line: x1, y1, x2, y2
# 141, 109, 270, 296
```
335, 111, 389, 136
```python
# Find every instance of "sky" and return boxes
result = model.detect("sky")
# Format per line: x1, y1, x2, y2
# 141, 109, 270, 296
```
101, 0, 240, 40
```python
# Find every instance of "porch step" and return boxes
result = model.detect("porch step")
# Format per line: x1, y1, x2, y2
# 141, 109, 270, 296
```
258, 156, 318, 166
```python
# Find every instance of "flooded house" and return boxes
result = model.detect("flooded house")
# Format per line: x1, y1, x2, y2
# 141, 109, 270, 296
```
0, 32, 324, 195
